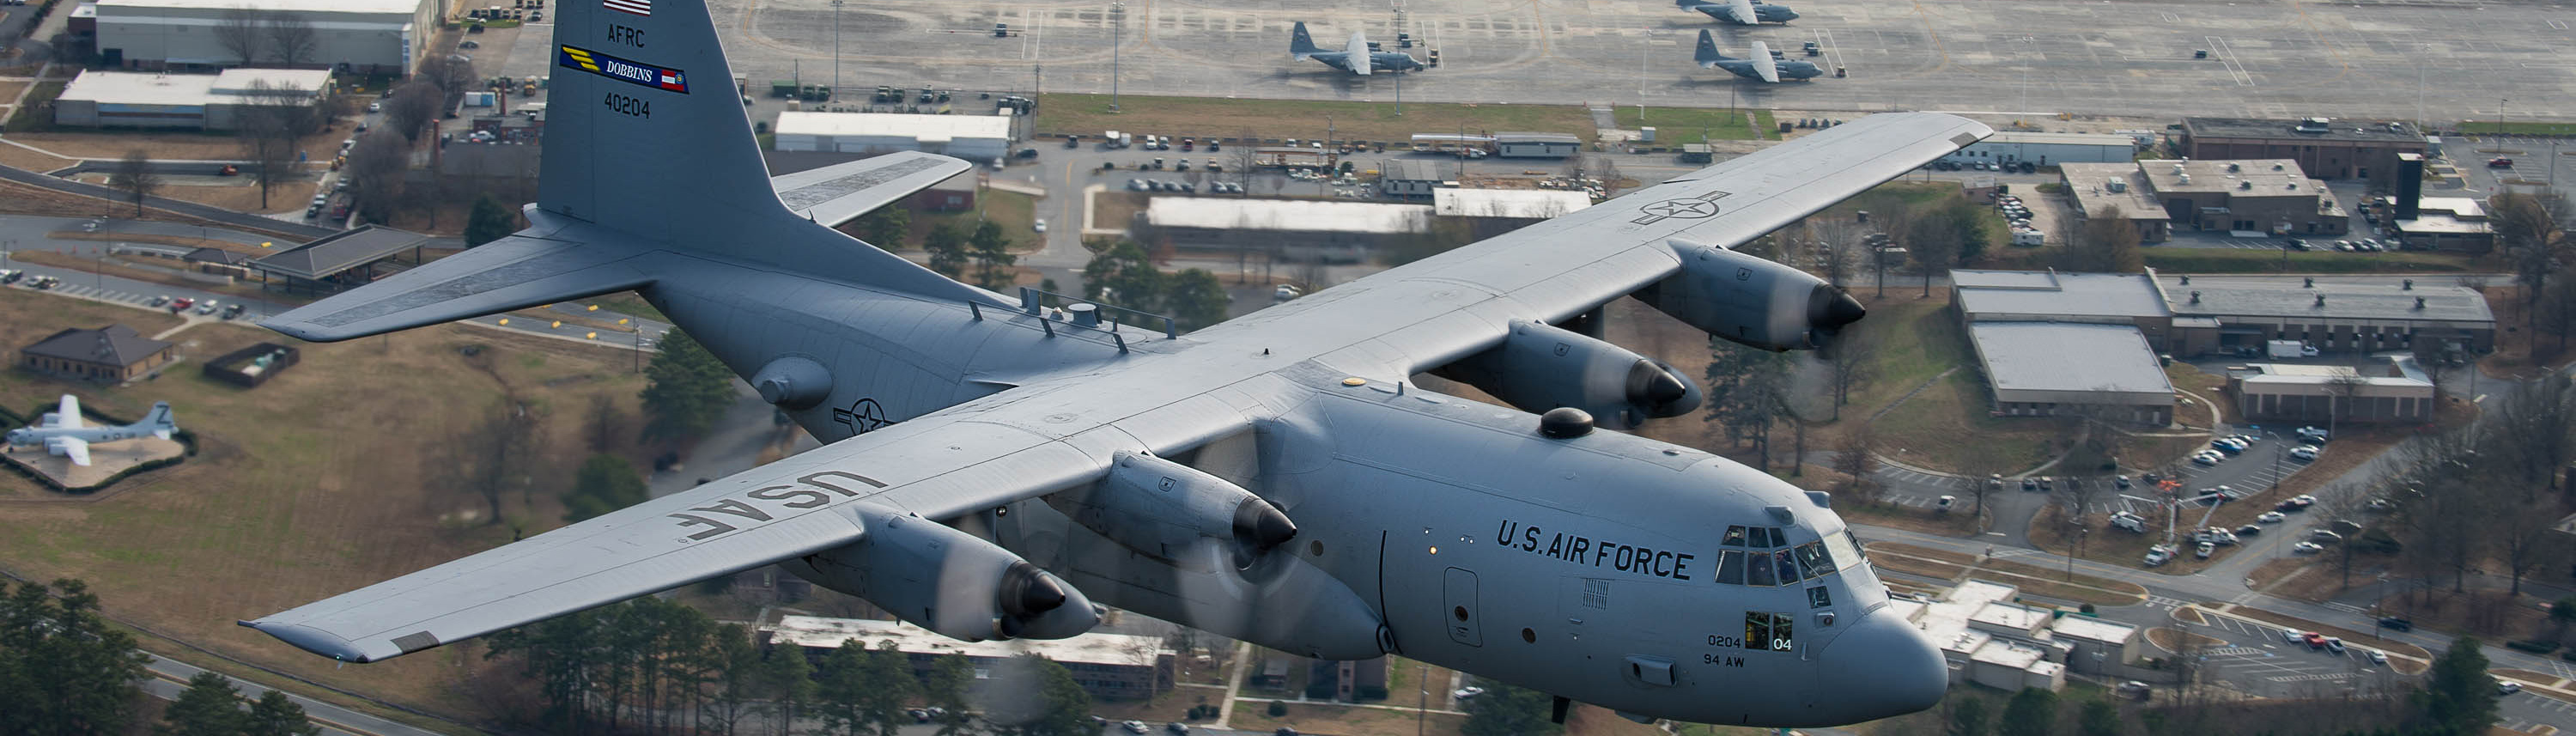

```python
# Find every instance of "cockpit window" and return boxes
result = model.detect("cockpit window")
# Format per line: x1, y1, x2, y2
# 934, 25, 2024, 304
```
1828, 531, 1866, 565
1745, 549, 1777, 586
1794, 541, 1836, 578
1715, 550, 1746, 585
1755, 526, 1780, 549
1771, 550, 1800, 584
1722, 526, 1748, 547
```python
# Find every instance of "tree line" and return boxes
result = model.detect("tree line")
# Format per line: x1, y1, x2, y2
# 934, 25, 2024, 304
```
0, 577, 324, 735
484, 595, 1093, 736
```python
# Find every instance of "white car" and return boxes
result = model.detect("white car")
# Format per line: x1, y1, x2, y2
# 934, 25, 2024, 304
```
2290, 446, 2318, 461
2195, 542, 2215, 559
2501, 681, 2524, 696
368, 101, 381, 113
1452, 686, 1485, 700
1122, 721, 1149, 734
2257, 511, 2287, 523
1033, 219, 1048, 233
2292, 494, 2319, 506
2191, 452, 2221, 466
2368, 649, 2388, 666
1273, 284, 1302, 302
2292, 541, 2324, 555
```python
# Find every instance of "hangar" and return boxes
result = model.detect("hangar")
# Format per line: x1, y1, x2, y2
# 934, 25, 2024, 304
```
94, 0, 436, 74
771, 112, 1014, 161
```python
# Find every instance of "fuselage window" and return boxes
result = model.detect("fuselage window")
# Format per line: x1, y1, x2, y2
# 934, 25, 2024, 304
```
1745, 549, 1777, 586
1807, 586, 1832, 609
1715, 550, 1747, 585
1747, 611, 1795, 652
1795, 540, 1836, 578
1722, 526, 1748, 547
1772, 550, 1801, 583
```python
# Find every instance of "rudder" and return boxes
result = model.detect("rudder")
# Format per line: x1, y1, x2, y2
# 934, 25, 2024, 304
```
1291, 21, 1321, 57
539, 0, 773, 246
1695, 29, 1728, 65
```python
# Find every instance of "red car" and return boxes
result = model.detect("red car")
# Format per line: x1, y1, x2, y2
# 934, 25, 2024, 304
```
2303, 632, 2328, 649
169, 297, 195, 312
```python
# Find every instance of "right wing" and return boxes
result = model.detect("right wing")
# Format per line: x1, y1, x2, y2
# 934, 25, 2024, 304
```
1348, 32, 1372, 75
1753, 40, 1780, 82
1728, 0, 1759, 22
769, 151, 973, 229
243, 408, 1120, 663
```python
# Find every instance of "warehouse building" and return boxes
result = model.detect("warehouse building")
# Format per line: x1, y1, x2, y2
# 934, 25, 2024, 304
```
1140, 198, 1430, 264
761, 617, 1175, 702
1380, 160, 1449, 198
772, 112, 1014, 161
52, 68, 332, 130
1493, 132, 1581, 158
2178, 117, 2427, 186
95, 0, 435, 74
2058, 159, 2345, 240
2228, 355, 2438, 424
1965, 322, 2176, 423
1431, 188, 1591, 219
1940, 131, 2137, 167
2159, 274, 2494, 356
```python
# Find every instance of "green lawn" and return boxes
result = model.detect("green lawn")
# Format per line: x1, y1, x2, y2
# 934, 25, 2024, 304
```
1869, 369, 2063, 476
1034, 93, 1595, 148
2140, 246, 2475, 274
1612, 106, 1778, 143
2456, 120, 2576, 137
4, 81, 64, 133
1838, 297, 1970, 418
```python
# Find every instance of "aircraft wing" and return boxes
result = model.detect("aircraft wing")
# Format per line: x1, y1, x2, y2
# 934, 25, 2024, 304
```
1206, 112, 1990, 376
243, 411, 1123, 663
1727, 0, 1759, 23
52, 394, 79, 430
1753, 40, 1781, 82
53, 437, 88, 467
769, 151, 974, 230
1348, 32, 1371, 75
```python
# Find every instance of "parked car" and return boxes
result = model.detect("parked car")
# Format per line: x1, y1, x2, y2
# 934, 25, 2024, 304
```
2194, 541, 2215, 559
2490, 157, 2515, 167
2501, 681, 2524, 695
2303, 631, 2327, 649
170, 297, 195, 311
2325, 637, 2347, 655
2236, 524, 2263, 537
1122, 721, 1149, 734
2379, 617, 2414, 632
1033, 219, 1047, 233
1453, 686, 1486, 700
2258, 511, 2287, 523
2290, 446, 2319, 461
2293, 541, 2325, 554
2281, 628, 2303, 645
195, 301, 219, 315
148, 295, 169, 307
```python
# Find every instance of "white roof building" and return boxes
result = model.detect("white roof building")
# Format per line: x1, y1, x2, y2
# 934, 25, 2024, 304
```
1146, 198, 1431, 234
1888, 579, 2136, 691
95, 0, 434, 73
772, 112, 1016, 160
1432, 188, 1593, 219
53, 68, 334, 130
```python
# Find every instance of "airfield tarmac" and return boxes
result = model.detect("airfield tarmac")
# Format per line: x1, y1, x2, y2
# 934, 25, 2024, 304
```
704, 0, 2574, 122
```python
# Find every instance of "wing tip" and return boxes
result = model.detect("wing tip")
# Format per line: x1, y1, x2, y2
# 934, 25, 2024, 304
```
243, 619, 379, 663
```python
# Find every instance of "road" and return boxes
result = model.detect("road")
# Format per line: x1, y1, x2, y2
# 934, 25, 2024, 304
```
138, 653, 449, 736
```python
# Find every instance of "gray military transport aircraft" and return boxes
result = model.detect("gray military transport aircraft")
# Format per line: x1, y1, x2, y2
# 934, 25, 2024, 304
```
243, 0, 1988, 727
1680, 0, 1800, 25
1290, 21, 1423, 76
1697, 33, 1823, 82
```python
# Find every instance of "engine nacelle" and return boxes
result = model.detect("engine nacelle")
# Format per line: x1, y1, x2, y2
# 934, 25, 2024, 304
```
783, 503, 1102, 641
1045, 451, 1297, 563
1439, 319, 1702, 429
1638, 240, 1867, 351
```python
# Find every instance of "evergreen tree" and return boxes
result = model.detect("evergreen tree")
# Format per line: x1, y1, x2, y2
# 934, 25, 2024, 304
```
1946, 693, 1989, 736
158, 672, 246, 736
465, 194, 518, 246
1461, 683, 1560, 736
0, 579, 149, 735
1997, 687, 2059, 736
243, 690, 321, 736
860, 207, 911, 251
922, 653, 978, 736
563, 453, 650, 522
2076, 697, 2122, 736
756, 640, 817, 736
926, 224, 971, 279
968, 220, 1019, 292
816, 641, 872, 736
984, 654, 1091, 736
2415, 636, 2500, 735
1162, 269, 1230, 332
641, 329, 735, 441
857, 641, 919, 736
487, 607, 607, 731
1080, 240, 1164, 313
700, 624, 763, 736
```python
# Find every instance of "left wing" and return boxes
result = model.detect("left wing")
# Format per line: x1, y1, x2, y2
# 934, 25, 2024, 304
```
52, 394, 80, 430
52, 437, 89, 466
1347, 32, 1372, 75
1752, 40, 1781, 82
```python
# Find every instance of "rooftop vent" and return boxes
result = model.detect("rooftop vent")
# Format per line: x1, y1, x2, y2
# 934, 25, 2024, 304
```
2190, 290, 2202, 304
2227, 162, 2241, 172
2416, 296, 2427, 309
2239, 180, 2252, 190
2295, 117, 2331, 133
2107, 179, 2127, 192
2403, 279, 2415, 290
2273, 163, 2286, 171
2316, 295, 2327, 307
2178, 173, 2191, 185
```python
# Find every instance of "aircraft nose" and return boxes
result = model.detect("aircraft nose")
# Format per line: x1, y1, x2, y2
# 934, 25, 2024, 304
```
1819, 611, 1947, 721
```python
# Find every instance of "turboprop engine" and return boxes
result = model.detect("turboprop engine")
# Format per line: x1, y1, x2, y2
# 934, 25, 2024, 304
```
1044, 451, 1297, 565
1437, 319, 1702, 429
784, 503, 1102, 641
1637, 239, 1868, 351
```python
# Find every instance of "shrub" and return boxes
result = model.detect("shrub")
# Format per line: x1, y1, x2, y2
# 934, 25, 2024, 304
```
1266, 702, 1286, 717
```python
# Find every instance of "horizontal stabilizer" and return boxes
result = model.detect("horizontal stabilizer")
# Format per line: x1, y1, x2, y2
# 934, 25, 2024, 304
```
261, 215, 656, 343
769, 152, 973, 229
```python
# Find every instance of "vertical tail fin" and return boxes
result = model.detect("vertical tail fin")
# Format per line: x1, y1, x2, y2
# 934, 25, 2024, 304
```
538, 0, 769, 244
1291, 21, 1322, 57
1695, 30, 1729, 66
141, 402, 174, 439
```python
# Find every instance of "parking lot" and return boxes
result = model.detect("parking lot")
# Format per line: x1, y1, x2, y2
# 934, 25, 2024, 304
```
2189, 609, 2411, 699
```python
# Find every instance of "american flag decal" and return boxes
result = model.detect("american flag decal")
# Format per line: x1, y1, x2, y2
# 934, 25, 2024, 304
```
605, 0, 650, 16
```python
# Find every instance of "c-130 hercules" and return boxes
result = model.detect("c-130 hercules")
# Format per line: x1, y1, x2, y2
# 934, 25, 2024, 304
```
243, 0, 1986, 726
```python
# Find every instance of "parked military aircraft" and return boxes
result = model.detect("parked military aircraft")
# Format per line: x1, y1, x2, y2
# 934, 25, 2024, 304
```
1697, 33, 1822, 82
4, 395, 174, 466
1680, 0, 1799, 24
1290, 21, 1422, 75
245, 0, 1988, 726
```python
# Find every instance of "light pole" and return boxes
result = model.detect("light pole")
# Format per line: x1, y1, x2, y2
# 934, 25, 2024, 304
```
830, 0, 844, 101
1109, 1, 1125, 113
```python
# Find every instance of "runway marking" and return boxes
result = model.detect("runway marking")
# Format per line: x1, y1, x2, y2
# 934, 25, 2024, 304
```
2269, 672, 2354, 683
2160, 12, 2180, 24
2552, 20, 2569, 30
2205, 36, 2252, 86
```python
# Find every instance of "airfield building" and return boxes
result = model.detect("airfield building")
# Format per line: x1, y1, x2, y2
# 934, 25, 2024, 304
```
52, 68, 333, 131
94, 0, 437, 74
1965, 322, 2176, 424
1140, 198, 1430, 264
2228, 355, 2438, 424
2178, 117, 2427, 186
1880, 581, 2141, 692
21, 325, 175, 382
249, 225, 435, 295
2059, 159, 2345, 240
771, 112, 1013, 161
1381, 160, 1451, 198
1492, 132, 1581, 158
761, 616, 1174, 702
1940, 131, 2136, 167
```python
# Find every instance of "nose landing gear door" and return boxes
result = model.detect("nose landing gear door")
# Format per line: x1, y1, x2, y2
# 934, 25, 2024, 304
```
1444, 567, 1483, 647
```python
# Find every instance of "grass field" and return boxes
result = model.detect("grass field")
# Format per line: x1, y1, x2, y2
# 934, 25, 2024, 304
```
0, 287, 654, 720
902, 189, 1042, 252
2141, 246, 2476, 273
1611, 106, 1779, 143
2457, 120, 2576, 137
1034, 93, 1595, 148
1835, 295, 1967, 418
1870, 369, 2064, 476
3, 81, 63, 133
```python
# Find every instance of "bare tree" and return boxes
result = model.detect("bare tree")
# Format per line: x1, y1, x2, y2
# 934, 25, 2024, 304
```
2058, 206, 2147, 273
417, 55, 479, 112
106, 149, 160, 217
2491, 375, 2576, 495
2323, 372, 2367, 439
215, 6, 264, 65
442, 400, 544, 526
2493, 192, 2570, 329
1824, 328, 1877, 419
234, 79, 318, 210
1832, 425, 1882, 506
344, 131, 410, 223
263, 13, 319, 67
380, 82, 444, 143
586, 392, 629, 453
